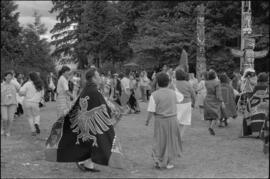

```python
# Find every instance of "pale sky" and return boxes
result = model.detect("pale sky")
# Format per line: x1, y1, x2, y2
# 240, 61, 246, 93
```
15, 1, 57, 40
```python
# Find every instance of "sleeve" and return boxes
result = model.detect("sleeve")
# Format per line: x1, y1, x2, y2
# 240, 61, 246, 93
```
12, 79, 21, 90
147, 95, 156, 112
41, 89, 45, 98
175, 89, 184, 103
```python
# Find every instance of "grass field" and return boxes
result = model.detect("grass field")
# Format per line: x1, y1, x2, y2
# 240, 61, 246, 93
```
1, 101, 269, 178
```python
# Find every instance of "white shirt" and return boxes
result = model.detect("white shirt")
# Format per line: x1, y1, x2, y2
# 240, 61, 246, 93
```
57, 76, 69, 95
139, 76, 150, 87
11, 78, 21, 89
147, 90, 183, 113
11, 78, 21, 104
121, 77, 130, 91
20, 81, 44, 103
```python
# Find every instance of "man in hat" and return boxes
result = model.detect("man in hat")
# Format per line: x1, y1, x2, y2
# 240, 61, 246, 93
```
240, 68, 257, 94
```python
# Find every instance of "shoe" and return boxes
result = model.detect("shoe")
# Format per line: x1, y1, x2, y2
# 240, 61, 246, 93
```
154, 162, 161, 169
34, 124, 40, 134
5, 132, 11, 137
166, 164, 174, 169
76, 162, 100, 172
208, 128, 215, 136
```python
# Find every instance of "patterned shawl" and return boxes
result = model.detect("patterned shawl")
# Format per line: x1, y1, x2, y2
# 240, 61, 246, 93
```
45, 81, 125, 168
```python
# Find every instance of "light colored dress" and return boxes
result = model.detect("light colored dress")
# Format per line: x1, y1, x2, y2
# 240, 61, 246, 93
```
175, 80, 196, 125
56, 75, 71, 117
147, 88, 183, 168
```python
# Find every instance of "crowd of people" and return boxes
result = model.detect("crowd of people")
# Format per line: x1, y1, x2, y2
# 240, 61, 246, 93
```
1, 64, 269, 172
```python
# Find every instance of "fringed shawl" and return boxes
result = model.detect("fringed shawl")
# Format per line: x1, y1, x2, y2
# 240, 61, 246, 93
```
45, 81, 125, 168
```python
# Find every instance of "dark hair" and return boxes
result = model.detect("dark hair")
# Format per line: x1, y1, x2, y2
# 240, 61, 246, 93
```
118, 73, 124, 79
175, 68, 187, 81
85, 67, 97, 81
208, 70, 217, 80
156, 72, 170, 87
29, 72, 43, 91
58, 66, 71, 79
219, 73, 229, 84
257, 72, 268, 83
4, 71, 13, 78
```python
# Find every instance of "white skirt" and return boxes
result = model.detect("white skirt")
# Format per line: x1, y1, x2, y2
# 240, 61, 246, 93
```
177, 102, 192, 125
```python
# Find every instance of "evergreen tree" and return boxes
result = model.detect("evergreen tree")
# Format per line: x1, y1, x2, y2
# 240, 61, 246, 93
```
50, 1, 86, 69
1, 0, 23, 73
20, 12, 55, 84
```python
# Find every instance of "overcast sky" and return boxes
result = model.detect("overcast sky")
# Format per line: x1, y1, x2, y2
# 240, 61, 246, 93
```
15, 1, 57, 40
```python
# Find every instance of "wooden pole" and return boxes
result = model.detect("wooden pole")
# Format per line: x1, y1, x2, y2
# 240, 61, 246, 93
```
196, 4, 207, 81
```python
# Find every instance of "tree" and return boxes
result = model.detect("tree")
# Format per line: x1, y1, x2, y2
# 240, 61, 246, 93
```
50, 1, 87, 69
1, 0, 23, 73
19, 12, 55, 83
128, 1, 200, 69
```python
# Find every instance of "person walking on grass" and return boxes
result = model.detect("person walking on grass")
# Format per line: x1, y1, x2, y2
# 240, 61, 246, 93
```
218, 73, 237, 127
19, 72, 44, 136
195, 71, 208, 121
56, 66, 73, 118
120, 72, 131, 114
45, 67, 126, 172
1, 71, 20, 137
175, 68, 196, 139
139, 71, 150, 102
146, 72, 183, 170
204, 70, 225, 136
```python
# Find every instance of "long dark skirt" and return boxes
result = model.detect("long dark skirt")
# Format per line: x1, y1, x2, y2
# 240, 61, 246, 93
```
128, 89, 140, 112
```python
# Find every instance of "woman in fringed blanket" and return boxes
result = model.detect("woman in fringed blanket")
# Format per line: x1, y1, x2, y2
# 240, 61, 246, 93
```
146, 72, 183, 170
45, 68, 125, 172
241, 72, 269, 137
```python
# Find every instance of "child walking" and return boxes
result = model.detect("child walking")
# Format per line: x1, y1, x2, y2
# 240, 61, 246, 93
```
1, 71, 20, 136
146, 72, 183, 169
19, 72, 44, 136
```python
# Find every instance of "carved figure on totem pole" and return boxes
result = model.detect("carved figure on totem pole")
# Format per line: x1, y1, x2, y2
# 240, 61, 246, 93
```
231, 37, 268, 71
231, 1, 268, 72
196, 4, 206, 80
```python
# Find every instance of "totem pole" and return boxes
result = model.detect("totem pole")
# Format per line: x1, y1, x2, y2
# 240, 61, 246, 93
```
196, 4, 207, 81
231, 1, 268, 72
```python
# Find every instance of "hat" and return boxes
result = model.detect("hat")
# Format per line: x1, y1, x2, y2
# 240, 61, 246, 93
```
113, 73, 118, 76
242, 68, 255, 79
244, 68, 255, 73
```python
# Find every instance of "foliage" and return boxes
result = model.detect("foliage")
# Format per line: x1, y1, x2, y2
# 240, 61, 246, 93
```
19, 11, 55, 84
49, 1, 86, 68
49, 1, 269, 74
1, 0, 23, 73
